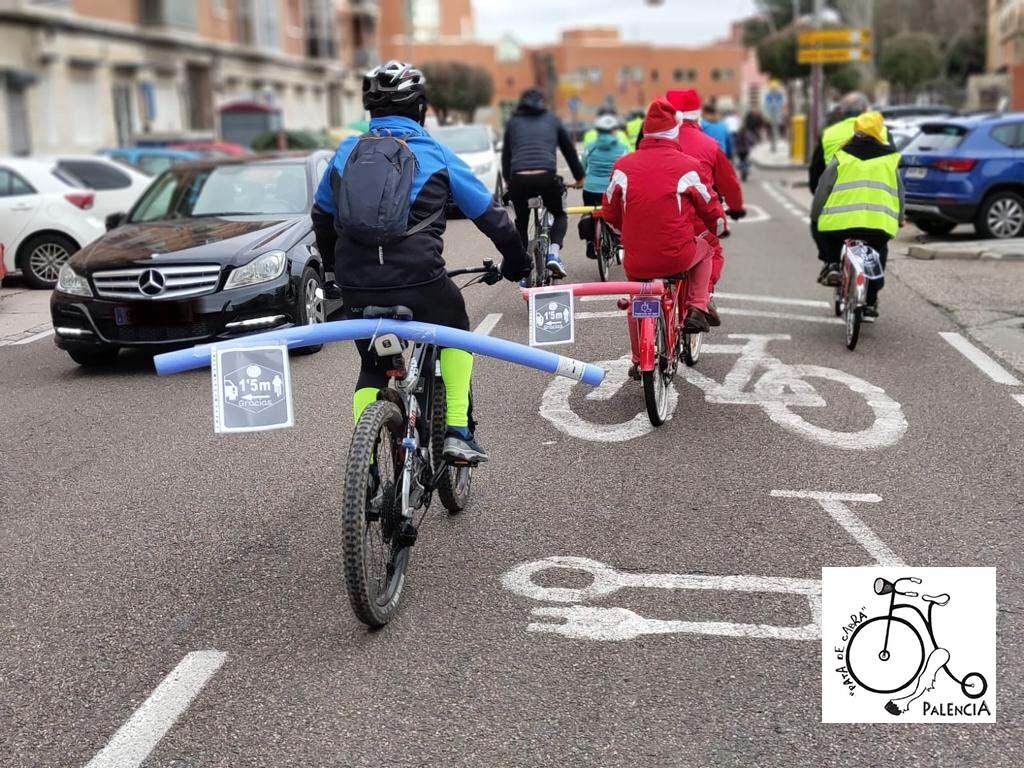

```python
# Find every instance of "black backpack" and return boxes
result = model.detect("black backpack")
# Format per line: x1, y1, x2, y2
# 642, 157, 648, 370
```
335, 131, 442, 246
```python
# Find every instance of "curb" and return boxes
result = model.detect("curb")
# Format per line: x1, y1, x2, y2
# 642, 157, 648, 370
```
907, 245, 1024, 261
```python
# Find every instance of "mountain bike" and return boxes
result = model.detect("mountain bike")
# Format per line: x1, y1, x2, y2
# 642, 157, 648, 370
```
526, 177, 565, 288
834, 240, 883, 351
845, 576, 988, 698
341, 261, 501, 627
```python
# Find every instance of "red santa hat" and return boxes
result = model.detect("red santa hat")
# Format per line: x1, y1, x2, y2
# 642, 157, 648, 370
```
642, 97, 681, 140
666, 89, 702, 121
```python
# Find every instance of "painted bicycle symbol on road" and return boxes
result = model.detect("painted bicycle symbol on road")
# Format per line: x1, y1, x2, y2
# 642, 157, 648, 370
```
541, 334, 908, 449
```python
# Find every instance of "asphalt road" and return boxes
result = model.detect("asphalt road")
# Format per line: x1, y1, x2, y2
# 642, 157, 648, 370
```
1, 171, 1021, 767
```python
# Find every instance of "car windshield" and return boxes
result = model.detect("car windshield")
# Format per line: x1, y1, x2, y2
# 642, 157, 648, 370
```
903, 124, 967, 153
430, 125, 492, 153
128, 162, 308, 222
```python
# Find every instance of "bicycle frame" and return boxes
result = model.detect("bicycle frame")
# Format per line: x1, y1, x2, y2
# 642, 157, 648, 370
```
878, 594, 970, 688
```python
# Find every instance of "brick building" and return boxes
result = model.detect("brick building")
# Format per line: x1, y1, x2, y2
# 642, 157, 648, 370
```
0, 0, 381, 155
379, 0, 747, 123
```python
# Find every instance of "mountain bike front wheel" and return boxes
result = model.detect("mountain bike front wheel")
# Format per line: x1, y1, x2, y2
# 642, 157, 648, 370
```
341, 400, 409, 627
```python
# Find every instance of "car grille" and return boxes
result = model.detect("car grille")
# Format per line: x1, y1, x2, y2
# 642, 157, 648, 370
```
92, 265, 222, 300
95, 320, 213, 343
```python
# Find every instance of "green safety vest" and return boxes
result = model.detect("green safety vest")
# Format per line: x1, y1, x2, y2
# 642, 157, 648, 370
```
625, 117, 643, 150
818, 149, 901, 237
821, 116, 890, 164
582, 128, 629, 146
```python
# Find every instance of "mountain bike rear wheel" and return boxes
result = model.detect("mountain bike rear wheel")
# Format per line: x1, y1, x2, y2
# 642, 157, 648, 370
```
529, 237, 549, 287
430, 378, 472, 514
341, 400, 409, 627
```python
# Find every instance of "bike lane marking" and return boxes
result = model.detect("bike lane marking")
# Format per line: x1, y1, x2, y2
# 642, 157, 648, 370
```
84, 650, 227, 768
503, 492, 903, 641
938, 332, 1021, 385
760, 180, 811, 224
1013, 393, 1024, 411
473, 312, 503, 337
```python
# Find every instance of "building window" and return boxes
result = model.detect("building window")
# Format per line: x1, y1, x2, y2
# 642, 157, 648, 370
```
237, 0, 280, 50
305, 0, 337, 59
69, 65, 102, 144
139, 0, 198, 29
412, 0, 440, 42
673, 67, 698, 82
650, 69, 659, 82
711, 68, 732, 81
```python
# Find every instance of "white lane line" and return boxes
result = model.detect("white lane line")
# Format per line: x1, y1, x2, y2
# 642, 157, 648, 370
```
474, 313, 502, 336
771, 490, 904, 567
761, 180, 811, 224
85, 650, 227, 768
581, 291, 829, 309
939, 332, 1021, 385
11, 327, 55, 345
577, 307, 842, 325
1014, 394, 1024, 410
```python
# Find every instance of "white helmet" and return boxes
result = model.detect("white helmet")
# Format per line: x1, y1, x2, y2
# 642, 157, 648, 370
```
595, 114, 619, 132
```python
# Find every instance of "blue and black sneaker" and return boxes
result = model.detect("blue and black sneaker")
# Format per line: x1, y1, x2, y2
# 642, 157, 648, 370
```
546, 253, 567, 279
442, 426, 489, 463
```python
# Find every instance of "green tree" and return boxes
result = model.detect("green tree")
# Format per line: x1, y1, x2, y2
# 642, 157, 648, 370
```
826, 64, 861, 93
757, 28, 808, 82
421, 62, 494, 124
879, 32, 942, 95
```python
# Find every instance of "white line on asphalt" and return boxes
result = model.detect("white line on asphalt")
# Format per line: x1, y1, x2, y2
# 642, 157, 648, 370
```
1014, 394, 1024, 410
771, 490, 904, 567
474, 313, 502, 336
939, 332, 1021, 385
85, 650, 227, 768
761, 180, 811, 224
581, 292, 830, 309
11, 327, 55, 345
577, 307, 843, 325
731, 203, 771, 224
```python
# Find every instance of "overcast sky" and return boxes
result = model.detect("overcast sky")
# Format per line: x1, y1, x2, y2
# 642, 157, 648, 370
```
471, 0, 759, 46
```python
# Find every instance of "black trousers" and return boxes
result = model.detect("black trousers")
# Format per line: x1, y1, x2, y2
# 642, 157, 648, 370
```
816, 227, 890, 303
508, 171, 567, 249
343, 276, 470, 392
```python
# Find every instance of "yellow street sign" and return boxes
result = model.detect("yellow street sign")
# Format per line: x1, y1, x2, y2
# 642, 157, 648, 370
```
798, 28, 872, 47
798, 47, 873, 65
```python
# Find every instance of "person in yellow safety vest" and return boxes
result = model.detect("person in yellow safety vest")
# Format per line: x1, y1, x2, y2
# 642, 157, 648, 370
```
810, 111, 904, 319
624, 110, 645, 150
581, 107, 629, 147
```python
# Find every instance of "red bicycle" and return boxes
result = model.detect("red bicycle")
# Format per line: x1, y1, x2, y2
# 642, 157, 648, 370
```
567, 205, 621, 282
522, 277, 705, 426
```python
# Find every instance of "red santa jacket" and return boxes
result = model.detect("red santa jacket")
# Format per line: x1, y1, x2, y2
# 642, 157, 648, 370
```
602, 136, 725, 280
678, 121, 744, 212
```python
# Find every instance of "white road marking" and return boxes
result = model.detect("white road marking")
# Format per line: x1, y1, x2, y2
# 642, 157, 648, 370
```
577, 307, 842, 325
1014, 394, 1024, 410
761, 180, 811, 224
730, 203, 770, 224
771, 490, 904, 567
11, 327, 55, 345
473, 313, 502, 336
85, 650, 227, 768
939, 332, 1020, 385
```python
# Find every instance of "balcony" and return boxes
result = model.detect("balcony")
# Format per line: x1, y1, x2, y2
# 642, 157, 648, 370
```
138, 0, 198, 29
350, 0, 379, 19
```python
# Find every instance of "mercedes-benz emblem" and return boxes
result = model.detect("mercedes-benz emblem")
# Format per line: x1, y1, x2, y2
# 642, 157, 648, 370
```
138, 269, 165, 296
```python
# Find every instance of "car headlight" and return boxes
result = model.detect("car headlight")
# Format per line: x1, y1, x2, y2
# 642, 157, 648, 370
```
473, 161, 493, 175
56, 264, 92, 297
224, 250, 287, 290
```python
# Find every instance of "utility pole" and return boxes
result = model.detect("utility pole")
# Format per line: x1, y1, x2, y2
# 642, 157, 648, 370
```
810, 0, 824, 142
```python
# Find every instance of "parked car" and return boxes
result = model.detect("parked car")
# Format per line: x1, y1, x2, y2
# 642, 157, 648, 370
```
0, 158, 105, 288
169, 140, 251, 157
429, 123, 501, 197
99, 146, 202, 177
879, 104, 956, 122
51, 152, 339, 367
43, 155, 151, 222
900, 113, 1024, 238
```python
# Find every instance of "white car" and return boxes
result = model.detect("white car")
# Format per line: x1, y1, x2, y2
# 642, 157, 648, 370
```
429, 124, 501, 199
0, 158, 105, 288
41, 155, 151, 222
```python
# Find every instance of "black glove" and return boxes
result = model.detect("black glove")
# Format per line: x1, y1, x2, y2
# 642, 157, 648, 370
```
727, 208, 747, 221
501, 191, 512, 206
501, 258, 531, 283
482, 266, 503, 285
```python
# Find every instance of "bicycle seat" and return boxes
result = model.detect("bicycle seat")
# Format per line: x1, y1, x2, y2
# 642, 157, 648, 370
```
527, 196, 544, 208
358, 305, 414, 321
923, 593, 950, 606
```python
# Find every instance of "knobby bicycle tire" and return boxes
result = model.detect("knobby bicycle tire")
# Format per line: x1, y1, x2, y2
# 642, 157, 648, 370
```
341, 400, 408, 627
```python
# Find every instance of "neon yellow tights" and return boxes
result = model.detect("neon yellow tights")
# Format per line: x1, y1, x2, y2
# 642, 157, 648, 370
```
351, 349, 473, 428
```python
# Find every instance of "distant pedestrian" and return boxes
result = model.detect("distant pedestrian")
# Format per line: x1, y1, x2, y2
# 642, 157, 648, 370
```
701, 102, 733, 159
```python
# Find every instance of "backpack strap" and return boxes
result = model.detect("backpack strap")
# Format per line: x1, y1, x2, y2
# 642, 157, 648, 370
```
403, 207, 444, 236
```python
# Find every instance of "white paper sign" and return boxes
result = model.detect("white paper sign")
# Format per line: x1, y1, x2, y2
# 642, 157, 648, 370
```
211, 343, 294, 433
528, 287, 575, 347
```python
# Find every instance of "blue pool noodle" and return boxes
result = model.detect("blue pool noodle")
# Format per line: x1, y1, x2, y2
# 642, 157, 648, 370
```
153, 319, 605, 386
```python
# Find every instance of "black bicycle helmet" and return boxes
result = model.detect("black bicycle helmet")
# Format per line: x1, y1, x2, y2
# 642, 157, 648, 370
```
362, 60, 427, 110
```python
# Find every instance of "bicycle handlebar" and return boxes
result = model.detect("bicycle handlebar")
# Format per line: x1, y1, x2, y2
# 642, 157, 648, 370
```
447, 259, 496, 278
565, 205, 601, 215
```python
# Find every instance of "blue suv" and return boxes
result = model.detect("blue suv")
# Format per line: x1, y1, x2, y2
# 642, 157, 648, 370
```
900, 112, 1024, 239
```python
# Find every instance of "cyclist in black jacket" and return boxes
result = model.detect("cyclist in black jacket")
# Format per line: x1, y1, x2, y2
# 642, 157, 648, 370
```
311, 61, 529, 462
501, 88, 585, 280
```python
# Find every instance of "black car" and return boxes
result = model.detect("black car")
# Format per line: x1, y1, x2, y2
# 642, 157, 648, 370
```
50, 152, 339, 367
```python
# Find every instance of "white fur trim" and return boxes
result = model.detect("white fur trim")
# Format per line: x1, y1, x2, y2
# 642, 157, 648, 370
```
646, 125, 680, 141
678, 110, 701, 122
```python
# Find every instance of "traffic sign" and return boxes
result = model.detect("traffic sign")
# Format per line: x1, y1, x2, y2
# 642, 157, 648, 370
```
798, 47, 873, 65
798, 28, 872, 48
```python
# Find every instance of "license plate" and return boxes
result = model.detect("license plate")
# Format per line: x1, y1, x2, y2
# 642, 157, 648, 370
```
631, 298, 661, 319
114, 306, 132, 326
905, 167, 927, 179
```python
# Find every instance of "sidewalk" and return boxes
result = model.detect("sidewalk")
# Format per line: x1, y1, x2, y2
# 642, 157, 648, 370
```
906, 237, 1024, 261
751, 140, 806, 170
0, 286, 53, 345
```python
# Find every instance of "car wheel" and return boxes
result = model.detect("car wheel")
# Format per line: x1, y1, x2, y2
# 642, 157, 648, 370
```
293, 265, 324, 356
911, 217, 957, 237
67, 347, 119, 368
20, 233, 77, 289
976, 191, 1024, 239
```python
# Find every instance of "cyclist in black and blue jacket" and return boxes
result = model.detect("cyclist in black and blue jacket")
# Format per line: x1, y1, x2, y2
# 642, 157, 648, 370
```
311, 61, 529, 462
